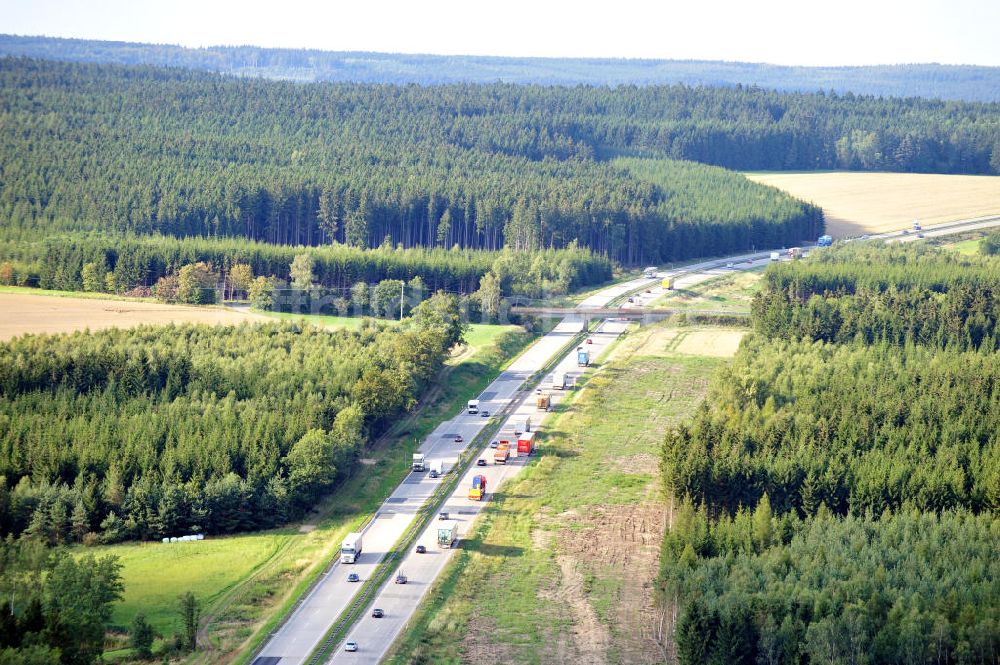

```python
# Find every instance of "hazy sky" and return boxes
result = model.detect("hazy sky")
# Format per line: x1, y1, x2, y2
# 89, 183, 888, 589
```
3, 0, 999, 67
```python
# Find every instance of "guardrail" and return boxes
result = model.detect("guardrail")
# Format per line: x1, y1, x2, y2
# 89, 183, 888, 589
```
300, 326, 589, 664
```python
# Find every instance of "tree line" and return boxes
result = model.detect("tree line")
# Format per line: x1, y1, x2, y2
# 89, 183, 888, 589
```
751, 243, 1000, 350
0, 301, 468, 544
0, 233, 613, 300
661, 337, 1000, 517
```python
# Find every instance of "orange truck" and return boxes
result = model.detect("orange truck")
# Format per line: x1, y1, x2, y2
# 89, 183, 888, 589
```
469, 474, 487, 500
536, 392, 551, 411
517, 430, 536, 456
494, 442, 510, 464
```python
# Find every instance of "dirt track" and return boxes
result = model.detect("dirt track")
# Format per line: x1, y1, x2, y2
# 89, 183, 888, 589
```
747, 172, 1000, 238
0, 292, 266, 341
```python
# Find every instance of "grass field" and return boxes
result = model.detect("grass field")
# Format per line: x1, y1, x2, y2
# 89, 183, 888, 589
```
745, 172, 1000, 238
386, 323, 738, 665
76, 321, 525, 663
650, 269, 762, 311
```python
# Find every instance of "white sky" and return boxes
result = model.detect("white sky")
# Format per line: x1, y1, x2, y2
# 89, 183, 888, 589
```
2, 0, 999, 67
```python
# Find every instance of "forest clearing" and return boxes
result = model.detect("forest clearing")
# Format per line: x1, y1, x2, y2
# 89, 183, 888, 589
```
746, 171, 1000, 237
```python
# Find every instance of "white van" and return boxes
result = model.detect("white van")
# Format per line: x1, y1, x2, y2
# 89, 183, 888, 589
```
429, 460, 443, 478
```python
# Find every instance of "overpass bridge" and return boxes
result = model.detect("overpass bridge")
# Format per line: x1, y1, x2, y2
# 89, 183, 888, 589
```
510, 306, 749, 325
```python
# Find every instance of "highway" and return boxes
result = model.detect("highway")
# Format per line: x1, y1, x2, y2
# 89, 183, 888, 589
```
251, 213, 1000, 665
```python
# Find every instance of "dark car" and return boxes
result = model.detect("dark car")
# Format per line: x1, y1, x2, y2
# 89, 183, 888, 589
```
416, 544, 427, 554
371, 608, 384, 618
395, 573, 407, 584
627, 297, 635, 303
477, 458, 487, 466
454, 434, 463, 443
347, 573, 360, 583
481, 410, 490, 417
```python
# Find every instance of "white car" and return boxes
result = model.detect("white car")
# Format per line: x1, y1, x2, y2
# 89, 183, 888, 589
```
345, 640, 358, 652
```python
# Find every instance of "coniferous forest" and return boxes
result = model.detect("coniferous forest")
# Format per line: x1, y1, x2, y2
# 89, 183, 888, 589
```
0, 295, 467, 545
661, 244, 1000, 664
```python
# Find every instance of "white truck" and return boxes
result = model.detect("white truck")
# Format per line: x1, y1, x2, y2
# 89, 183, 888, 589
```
643, 266, 658, 278
770, 251, 780, 261
551, 372, 566, 390
429, 459, 443, 478
412, 453, 426, 472
467, 399, 480, 414
341, 532, 363, 563
437, 520, 459, 548
513, 416, 531, 435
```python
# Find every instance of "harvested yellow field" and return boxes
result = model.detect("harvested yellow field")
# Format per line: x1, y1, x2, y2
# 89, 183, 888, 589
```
0, 292, 267, 341
629, 326, 745, 359
746, 172, 1000, 237
673, 329, 746, 358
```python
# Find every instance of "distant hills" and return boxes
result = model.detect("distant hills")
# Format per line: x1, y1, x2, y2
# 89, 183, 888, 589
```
2, 33, 1000, 102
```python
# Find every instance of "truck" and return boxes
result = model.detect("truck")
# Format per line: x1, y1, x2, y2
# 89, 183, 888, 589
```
769, 251, 780, 261
788, 247, 802, 259
662, 277, 675, 290
466, 399, 479, 415
513, 416, 531, 435
494, 442, 510, 464
429, 459, 443, 478
469, 474, 487, 500
817, 235, 833, 247
577, 347, 590, 367
913, 219, 922, 231
411, 453, 426, 472
536, 392, 551, 411
551, 372, 566, 390
517, 430, 537, 456
437, 520, 459, 548
341, 532, 363, 563
643, 266, 658, 278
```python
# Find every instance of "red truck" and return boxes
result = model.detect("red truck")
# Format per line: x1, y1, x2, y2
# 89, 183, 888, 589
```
469, 474, 487, 500
517, 431, 537, 456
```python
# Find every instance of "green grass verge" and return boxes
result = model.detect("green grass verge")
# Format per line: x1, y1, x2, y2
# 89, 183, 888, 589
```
650, 268, 762, 311
385, 324, 726, 664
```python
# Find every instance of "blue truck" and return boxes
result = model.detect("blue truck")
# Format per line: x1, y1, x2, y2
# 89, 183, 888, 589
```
577, 347, 590, 367
817, 234, 833, 247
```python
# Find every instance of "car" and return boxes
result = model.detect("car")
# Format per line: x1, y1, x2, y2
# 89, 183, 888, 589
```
489, 440, 498, 448
726, 262, 734, 268
645, 288, 651, 293
416, 544, 427, 554
477, 458, 487, 466
481, 410, 490, 417
371, 608, 384, 618
345, 641, 358, 652
627, 297, 635, 303
902, 229, 910, 234
347, 573, 360, 583
438, 511, 449, 520
585, 338, 593, 344
917, 232, 925, 238
454, 434, 463, 442
861, 234, 870, 240
395, 573, 407, 584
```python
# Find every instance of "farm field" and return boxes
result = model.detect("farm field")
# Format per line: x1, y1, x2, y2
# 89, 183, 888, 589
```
386, 321, 738, 665
73, 320, 528, 663
0, 289, 267, 340
746, 171, 1000, 237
